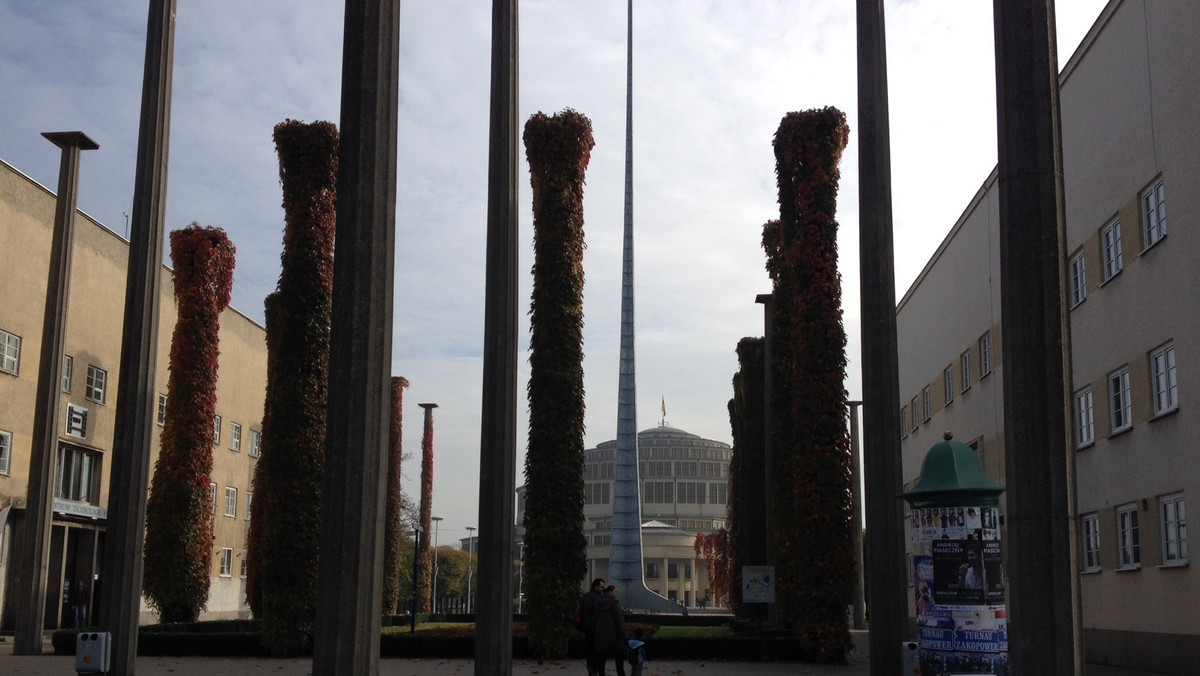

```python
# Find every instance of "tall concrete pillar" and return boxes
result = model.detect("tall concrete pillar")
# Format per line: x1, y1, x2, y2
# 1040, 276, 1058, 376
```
475, 1, 519, 673
847, 400, 866, 630
855, 1, 909, 672
97, 2, 175, 672
311, 0, 399, 673
14, 131, 97, 654
992, 1, 1081, 673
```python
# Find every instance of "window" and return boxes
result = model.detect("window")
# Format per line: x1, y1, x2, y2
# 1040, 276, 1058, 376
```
249, 429, 261, 458
157, 394, 167, 426
229, 422, 242, 451
709, 482, 727, 505
212, 416, 222, 444
922, 387, 931, 422
1118, 503, 1140, 569
240, 550, 248, 578
85, 365, 107, 404
1161, 494, 1187, 564
1074, 388, 1094, 448
0, 429, 11, 475
62, 355, 73, 392
55, 447, 100, 504
0, 330, 20, 375
1109, 367, 1132, 434
1151, 344, 1178, 416
224, 486, 237, 517
980, 332, 992, 377
644, 481, 673, 504
1069, 252, 1086, 306
1142, 179, 1166, 248
584, 482, 611, 505
668, 563, 679, 580
1082, 514, 1100, 572
219, 548, 233, 577
209, 482, 217, 513
910, 397, 919, 432
677, 482, 706, 504
944, 367, 954, 405
1102, 219, 1123, 281
646, 563, 660, 579
961, 351, 972, 392
900, 406, 909, 439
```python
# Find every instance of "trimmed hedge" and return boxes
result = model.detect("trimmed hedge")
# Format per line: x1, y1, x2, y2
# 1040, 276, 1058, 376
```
53, 616, 819, 662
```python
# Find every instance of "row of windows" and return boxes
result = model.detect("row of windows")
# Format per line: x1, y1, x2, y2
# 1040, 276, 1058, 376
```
208, 482, 254, 520
156, 396, 261, 457
0, 336, 110, 405
902, 331, 993, 437
1081, 493, 1186, 572
1074, 343, 1177, 447
1070, 179, 1167, 309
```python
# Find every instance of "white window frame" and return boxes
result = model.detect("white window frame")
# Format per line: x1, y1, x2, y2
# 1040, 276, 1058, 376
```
229, 422, 242, 451
1160, 494, 1187, 565
980, 332, 992, 377
1074, 387, 1095, 448
1117, 503, 1140, 570
62, 355, 73, 392
0, 429, 11, 475
0, 330, 20, 375
1082, 513, 1100, 572
224, 486, 237, 517
961, 351, 972, 392
240, 550, 248, 579
1151, 344, 1178, 416
944, 367, 954, 405
249, 429, 261, 458
55, 446, 100, 504
245, 491, 253, 520
85, 365, 107, 404
219, 548, 233, 578
1142, 179, 1166, 248
910, 397, 919, 432
209, 482, 218, 513
922, 386, 931, 422
1101, 219, 1123, 281
212, 415, 221, 444
900, 406, 909, 439
1069, 252, 1087, 307
157, 394, 167, 426
1109, 367, 1132, 434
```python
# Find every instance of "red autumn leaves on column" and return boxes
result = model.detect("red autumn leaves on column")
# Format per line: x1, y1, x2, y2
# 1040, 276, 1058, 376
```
143, 224, 235, 623
764, 108, 854, 662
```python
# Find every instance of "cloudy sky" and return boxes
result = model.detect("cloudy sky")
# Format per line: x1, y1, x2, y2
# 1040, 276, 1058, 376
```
1, 1, 1108, 543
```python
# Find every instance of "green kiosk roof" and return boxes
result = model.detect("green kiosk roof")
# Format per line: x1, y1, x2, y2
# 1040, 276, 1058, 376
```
902, 432, 1005, 508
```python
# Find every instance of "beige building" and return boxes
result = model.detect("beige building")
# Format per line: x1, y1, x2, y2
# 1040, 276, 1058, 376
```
524, 424, 731, 608
897, 1, 1199, 671
0, 158, 267, 627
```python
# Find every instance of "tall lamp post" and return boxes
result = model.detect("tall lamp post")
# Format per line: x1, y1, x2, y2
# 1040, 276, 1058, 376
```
465, 525, 476, 613
432, 516, 443, 613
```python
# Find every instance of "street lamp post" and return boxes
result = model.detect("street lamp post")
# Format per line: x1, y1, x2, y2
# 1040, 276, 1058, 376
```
431, 516, 443, 613
465, 526, 476, 613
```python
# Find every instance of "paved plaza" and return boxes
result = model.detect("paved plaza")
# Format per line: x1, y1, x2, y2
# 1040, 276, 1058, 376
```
0, 631, 1169, 675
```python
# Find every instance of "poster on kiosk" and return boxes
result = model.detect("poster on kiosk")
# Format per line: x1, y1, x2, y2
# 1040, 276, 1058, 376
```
903, 434, 1008, 675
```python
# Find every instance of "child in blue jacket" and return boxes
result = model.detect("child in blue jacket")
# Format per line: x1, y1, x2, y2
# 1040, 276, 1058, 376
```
626, 628, 648, 676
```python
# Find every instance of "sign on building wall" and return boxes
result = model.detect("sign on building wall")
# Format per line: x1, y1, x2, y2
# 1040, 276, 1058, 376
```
65, 403, 88, 439
911, 505, 1008, 674
741, 565, 775, 603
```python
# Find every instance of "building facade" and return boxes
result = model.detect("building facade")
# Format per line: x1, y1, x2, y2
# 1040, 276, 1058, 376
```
0, 158, 266, 627
521, 424, 730, 608
896, 1, 1199, 671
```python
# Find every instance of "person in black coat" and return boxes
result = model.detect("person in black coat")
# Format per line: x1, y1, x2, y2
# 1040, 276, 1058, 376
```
579, 578, 606, 675
593, 585, 628, 676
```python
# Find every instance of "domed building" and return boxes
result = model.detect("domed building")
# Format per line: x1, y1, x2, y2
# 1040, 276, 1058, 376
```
518, 424, 731, 608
